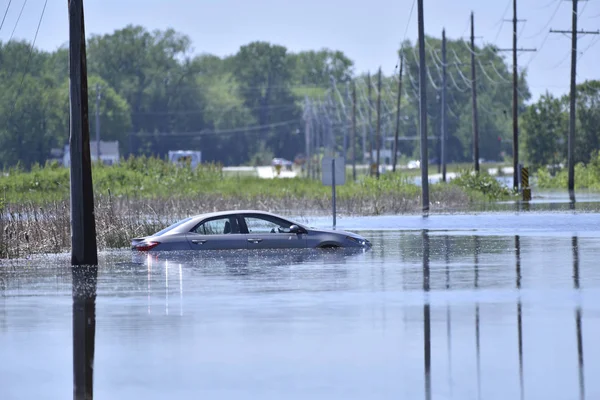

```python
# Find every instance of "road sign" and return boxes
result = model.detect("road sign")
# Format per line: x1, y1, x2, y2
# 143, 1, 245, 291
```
321, 156, 345, 227
321, 156, 346, 186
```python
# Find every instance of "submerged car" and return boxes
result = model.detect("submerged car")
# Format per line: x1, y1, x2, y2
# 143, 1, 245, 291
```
131, 210, 371, 252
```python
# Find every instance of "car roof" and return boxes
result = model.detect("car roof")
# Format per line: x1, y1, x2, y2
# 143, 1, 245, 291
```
189, 209, 296, 221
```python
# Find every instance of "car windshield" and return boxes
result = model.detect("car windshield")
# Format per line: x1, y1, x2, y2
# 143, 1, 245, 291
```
152, 217, 193, 236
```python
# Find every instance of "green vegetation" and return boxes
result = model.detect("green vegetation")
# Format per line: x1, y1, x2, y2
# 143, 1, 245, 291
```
0, 157, 514, 204
0, 157, 521, 258
521, 81, 600, 170
536, 152, 600, 190
1, 25, 527, 171
450, 169, 515, 201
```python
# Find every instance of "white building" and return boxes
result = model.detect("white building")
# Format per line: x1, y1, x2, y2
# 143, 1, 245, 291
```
63, 140, 120, 167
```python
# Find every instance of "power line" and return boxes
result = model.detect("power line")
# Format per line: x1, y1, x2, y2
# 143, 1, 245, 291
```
132, 119, 302, 137
9, 0, 48, 120
0, 0, 13, 33
492, 0, 512, 43
578, 34, 600, 61
524, 0, 562, 39
8, 0, 27, 42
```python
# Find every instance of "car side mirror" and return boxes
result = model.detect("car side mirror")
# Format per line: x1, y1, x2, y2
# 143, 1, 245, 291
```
289, 225, 304, 234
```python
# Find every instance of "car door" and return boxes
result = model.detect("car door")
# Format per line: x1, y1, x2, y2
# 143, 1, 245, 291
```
241, 214, 307, 249
185, 215, 246, 250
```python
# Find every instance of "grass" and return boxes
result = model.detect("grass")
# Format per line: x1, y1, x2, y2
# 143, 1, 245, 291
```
0, 156, 516, 258
536, 153, 600, 190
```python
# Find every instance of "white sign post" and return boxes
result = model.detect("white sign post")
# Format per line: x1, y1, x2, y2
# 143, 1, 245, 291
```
321, 156, 346, 227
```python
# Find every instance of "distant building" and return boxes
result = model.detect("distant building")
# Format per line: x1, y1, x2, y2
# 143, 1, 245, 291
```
63, 140, 120, 167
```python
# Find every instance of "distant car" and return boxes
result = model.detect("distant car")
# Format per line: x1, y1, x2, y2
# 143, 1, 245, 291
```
131, 210, 371, 252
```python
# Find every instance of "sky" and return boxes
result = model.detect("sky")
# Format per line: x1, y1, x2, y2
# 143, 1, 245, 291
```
1, 0, 599, 102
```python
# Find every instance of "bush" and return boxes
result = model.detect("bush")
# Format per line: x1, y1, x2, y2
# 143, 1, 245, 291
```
450, 169, 514, 201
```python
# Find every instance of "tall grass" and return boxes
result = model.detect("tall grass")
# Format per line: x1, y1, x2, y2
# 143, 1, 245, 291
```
0, 157, 497, 258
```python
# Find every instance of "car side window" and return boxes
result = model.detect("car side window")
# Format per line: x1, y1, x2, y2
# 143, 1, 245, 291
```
192, 217, 240, 235
244, 216, 292, 234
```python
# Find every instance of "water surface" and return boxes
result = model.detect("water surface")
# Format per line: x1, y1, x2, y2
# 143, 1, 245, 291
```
1, 212, 599, 400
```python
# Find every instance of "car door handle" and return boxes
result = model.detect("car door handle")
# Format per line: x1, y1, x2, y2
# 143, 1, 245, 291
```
191, 239, 207, 244
247, 238, 263, 243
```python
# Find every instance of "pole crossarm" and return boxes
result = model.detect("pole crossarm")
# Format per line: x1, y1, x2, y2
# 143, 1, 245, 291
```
549, 29, 600, 35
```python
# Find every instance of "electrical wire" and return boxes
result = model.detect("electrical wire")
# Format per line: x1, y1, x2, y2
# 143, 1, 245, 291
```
0, 0, 13, 33
577, 35, 600, 61
8, 0, 27, 42
9, 0, 48, 120
492, 0, 512, 43
524, 0, 562, 40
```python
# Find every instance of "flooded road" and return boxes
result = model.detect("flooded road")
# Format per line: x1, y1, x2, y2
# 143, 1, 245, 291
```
1, 212, 600, 400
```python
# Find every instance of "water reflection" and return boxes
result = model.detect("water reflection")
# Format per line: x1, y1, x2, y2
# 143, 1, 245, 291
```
573, 236, 585, 400
71, 265, 97, 400
516, 235, 524, 400
422, 230, 431, 400
0, 229, 598, 399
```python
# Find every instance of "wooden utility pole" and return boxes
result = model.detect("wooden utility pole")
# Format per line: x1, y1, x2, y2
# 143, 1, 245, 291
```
470, 12, 480, 173
352, 81, 357, 181
68, 2, 98, 400
498, 0, 536, 190
94, 83, 101, 162
68, 0, 97, 266
441, 29, 448, 182
304, 97, 311, 179
393, 55, 404, 172
550, 0, 599, 201
417, 0, 430, 213
367, 72, 373, 175
375, 68, 382, 179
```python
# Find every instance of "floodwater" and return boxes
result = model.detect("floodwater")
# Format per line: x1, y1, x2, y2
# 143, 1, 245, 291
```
1, 212, 600, 400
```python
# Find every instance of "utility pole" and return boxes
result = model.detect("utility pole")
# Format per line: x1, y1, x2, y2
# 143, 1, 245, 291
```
68, 0, 98, 266
376, 68, 382, 179
418, 0, 430, 214
352, 81, 357, 181
441, 29, 448, 182
497, 0, 536, 191
304, 96, 311, 179
68, 2, 98, 400
550, 0, 599, 201
393, 55, 404, 172
95, 83, 102, 163
470, 12, 480, 173
367, 72, 373, 175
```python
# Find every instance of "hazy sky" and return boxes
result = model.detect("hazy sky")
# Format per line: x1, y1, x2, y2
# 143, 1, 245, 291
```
1, 0, 599, 102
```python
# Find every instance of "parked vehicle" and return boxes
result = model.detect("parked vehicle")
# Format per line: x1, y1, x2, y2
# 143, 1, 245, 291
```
131, 210, 371, 251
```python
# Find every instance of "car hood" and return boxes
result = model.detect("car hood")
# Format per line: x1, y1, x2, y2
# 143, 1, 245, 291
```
309, 228, 363, 239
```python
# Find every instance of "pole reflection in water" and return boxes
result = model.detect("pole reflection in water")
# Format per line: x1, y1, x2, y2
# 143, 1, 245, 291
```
179, 264, 183, 316
148, 253, 153, 315
572, 236, 584, 400
72, 265, 98, 400
515, 235, 524, 400
422, 230, 431, 400
444, 235, 453, 396
165, 260, 169, 316
572, 236, 579, 290
474, 236, 481, 400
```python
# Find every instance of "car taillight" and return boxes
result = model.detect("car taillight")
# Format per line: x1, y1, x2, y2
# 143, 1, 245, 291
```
135, 241, 160, 251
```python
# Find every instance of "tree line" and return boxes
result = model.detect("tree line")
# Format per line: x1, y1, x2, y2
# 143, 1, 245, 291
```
0, 24, 597, 170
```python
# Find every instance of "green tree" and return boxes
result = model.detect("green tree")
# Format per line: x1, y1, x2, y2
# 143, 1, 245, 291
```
231, 42, 303, 161
87, 25, 206, 156
290, 49, 354, 90
521, 93, 567, 168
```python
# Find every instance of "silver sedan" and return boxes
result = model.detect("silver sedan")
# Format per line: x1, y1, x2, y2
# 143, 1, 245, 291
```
131, 210, 371, 251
